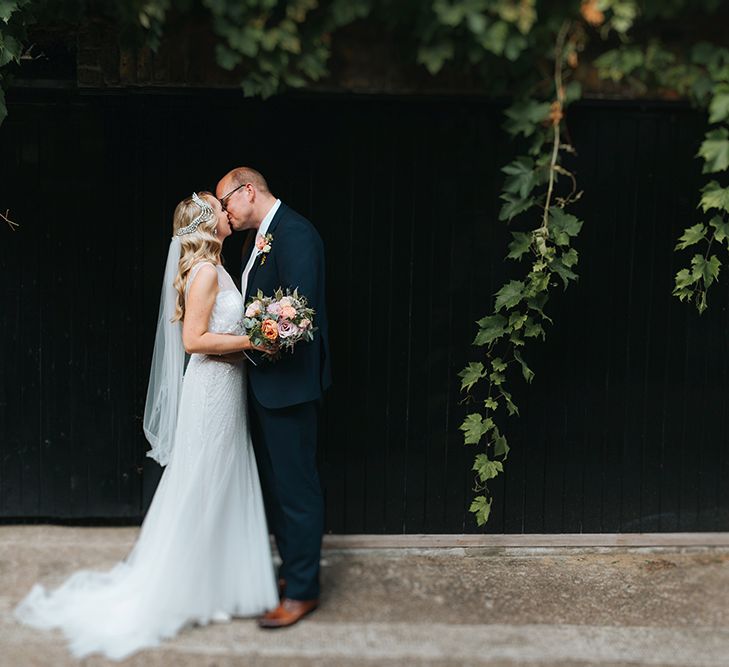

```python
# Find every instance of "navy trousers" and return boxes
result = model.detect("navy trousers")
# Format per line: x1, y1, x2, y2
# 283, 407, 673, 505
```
247, 388, 323, 601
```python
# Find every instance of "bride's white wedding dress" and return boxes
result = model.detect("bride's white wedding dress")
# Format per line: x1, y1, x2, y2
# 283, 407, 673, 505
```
14, 262, 278, 661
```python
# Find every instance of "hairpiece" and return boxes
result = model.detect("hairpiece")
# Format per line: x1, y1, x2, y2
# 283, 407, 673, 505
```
176, 192, 214, 236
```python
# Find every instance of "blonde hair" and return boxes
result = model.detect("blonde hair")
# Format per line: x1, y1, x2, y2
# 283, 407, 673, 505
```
171, 192, 221, 322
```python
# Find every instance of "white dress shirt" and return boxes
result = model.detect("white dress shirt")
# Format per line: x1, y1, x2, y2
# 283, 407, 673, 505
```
241, 198, 281, 301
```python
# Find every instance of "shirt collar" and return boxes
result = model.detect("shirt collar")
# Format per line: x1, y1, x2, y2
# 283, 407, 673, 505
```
258, 198, 281, 239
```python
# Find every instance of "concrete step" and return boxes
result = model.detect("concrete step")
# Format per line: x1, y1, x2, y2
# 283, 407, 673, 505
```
2, 527, 728, 666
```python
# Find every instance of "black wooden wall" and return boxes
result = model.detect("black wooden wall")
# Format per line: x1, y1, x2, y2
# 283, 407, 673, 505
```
1, 89, 727, 533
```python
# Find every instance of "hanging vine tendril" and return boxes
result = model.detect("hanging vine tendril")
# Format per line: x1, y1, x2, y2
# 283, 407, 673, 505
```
1, 209, 18, 231
458, 18, 586, 526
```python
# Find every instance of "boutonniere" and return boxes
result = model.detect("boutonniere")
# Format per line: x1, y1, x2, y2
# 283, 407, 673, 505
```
255, 232, 274, 266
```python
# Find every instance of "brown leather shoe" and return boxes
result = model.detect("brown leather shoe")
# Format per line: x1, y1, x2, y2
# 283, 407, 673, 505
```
258, 597, 319, 629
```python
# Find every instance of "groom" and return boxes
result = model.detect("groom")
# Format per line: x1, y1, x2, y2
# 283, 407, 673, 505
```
216, 167, 332, 628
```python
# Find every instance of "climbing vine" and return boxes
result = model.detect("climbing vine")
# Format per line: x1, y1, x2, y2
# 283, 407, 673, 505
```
2, 0, 728, 524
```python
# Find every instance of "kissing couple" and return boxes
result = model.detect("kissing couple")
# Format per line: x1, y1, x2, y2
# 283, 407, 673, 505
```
14, 166, 333, 661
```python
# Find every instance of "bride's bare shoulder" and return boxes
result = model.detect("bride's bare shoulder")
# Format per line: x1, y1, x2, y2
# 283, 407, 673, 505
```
187, 262, 219, 294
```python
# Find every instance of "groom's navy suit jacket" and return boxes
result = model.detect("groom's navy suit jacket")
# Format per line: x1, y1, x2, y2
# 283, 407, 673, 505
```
243, 202, 332, 409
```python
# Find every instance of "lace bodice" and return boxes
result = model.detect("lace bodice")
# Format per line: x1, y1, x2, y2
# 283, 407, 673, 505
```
186, 262, 245, 335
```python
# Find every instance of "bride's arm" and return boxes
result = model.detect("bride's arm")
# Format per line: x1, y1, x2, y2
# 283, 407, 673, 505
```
182, 264, 255, 355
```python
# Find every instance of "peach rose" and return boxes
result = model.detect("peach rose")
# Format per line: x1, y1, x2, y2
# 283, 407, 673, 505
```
255, 234, 267, 251
280, 305, 297, 320
261, 318, 279, 341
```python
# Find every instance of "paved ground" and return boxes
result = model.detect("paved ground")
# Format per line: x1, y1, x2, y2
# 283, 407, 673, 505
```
1, 526, 728, 666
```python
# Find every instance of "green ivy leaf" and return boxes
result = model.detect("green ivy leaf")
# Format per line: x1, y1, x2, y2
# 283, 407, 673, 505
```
469, 495, 492, 526
500, 390, 519, 418
698, 128, 729, 173
493, 430, 510, 456
509, 330, 525, 346
479, 20, 508, 54
508, 311, 527, 330
0, 1, 18, 23
507, 231, 532, 259
494, 280, 525, 311
550, 256, 578, 288
433, 0, 466, 27
466, 11, 488, 36
523, 316, 545, 339
473, 454, 504, 482
594, 46, 644, 82
526, 268, 550, 296
503, 99, 551, 138
691, 253, 721, 288
564, 80, 582, 104
526, 290, 551, 322
675, 222, 706, 250
504, 33, 527, 61
709, 83, 729, 123
699, 181, 729, 213
489, 370, 506, 385
458, 362, 487, 392
513, 349, 534, 383
417, 40, 455, 75
502, 156, 538, 198
709, 215, 729, 244
499, 193, 535, 221
460, 413, 495, 445
484, 396, 498, 410
216, 43, 243, 70
474, 314, 508, 346
0, 32, 23, 67
491, 357, 507, 372
549, 207, 583, 245
674, 267, 698, 290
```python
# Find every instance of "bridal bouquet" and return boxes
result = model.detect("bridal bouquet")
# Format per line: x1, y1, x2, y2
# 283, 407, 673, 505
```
242, 288, 316, 359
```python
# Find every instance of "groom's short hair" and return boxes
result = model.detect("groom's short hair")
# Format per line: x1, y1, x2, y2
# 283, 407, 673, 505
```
228, 167, 269, 193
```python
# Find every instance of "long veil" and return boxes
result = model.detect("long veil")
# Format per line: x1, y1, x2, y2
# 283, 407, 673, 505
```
143, 237, 185, 466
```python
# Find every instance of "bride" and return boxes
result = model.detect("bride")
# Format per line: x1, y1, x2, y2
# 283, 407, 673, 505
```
14, 192, 279, 660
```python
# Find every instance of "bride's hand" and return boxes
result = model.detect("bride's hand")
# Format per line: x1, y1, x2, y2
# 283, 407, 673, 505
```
243, 336, 277, 355
252, 342, 278, 355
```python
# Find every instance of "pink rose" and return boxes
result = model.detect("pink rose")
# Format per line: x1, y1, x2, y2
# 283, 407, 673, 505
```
299, 318, 311, 330
245, 300, 263, 317
255, 234, 266, 251
280, 305, 297, 320
278, 319, 300, 339
267, 302, 281, 316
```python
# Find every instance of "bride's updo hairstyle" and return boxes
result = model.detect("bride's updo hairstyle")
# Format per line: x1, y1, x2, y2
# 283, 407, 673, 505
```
172, 191, 221, 322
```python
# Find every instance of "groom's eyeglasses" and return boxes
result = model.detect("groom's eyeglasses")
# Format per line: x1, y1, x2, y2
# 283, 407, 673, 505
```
219, 183, 249, 211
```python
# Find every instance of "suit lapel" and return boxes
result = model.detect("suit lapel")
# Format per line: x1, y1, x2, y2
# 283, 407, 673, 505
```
245, 203, 287, 300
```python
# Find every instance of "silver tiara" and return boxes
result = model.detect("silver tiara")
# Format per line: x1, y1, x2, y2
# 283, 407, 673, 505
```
176, 192, 214, 236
